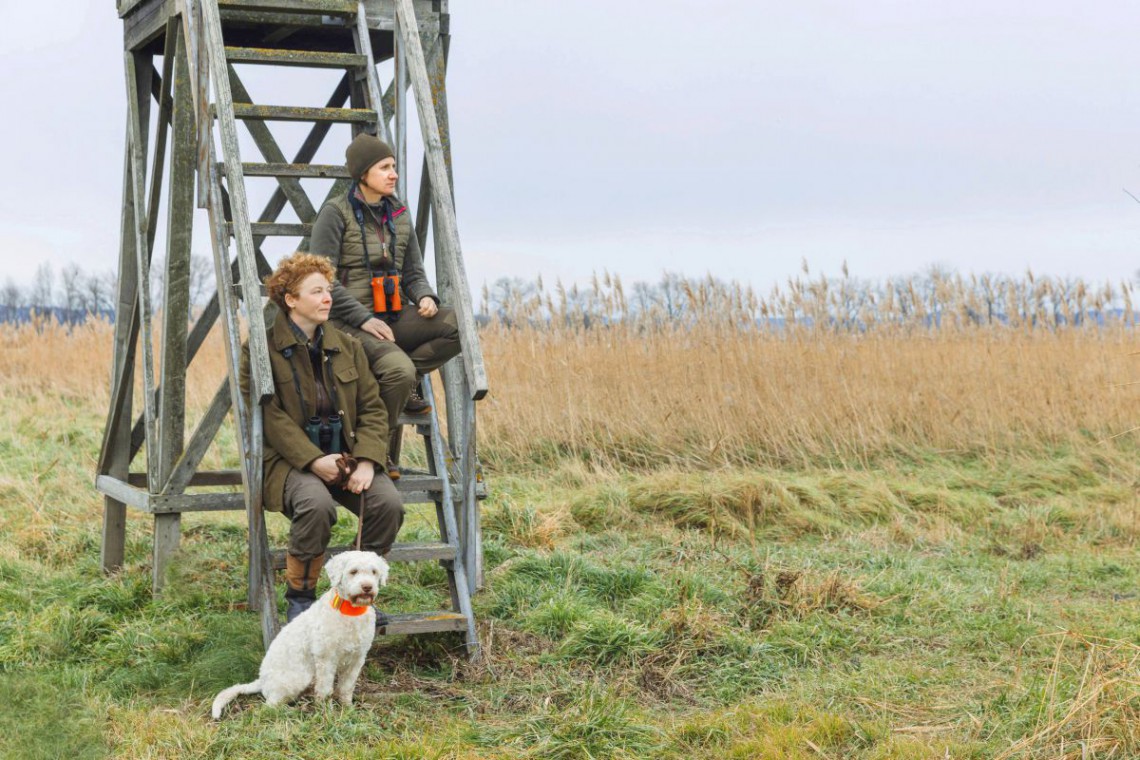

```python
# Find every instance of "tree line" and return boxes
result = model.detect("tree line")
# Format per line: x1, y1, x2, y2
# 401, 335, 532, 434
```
1, 256, 215, 322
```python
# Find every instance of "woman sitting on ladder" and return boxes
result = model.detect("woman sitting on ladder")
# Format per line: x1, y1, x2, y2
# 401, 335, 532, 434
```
241, 252, 404, 623
310, 132, 462, 481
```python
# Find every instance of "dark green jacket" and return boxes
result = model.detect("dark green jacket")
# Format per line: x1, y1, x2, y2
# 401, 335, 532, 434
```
240, 310, 388, 512
310, 187, 438, 327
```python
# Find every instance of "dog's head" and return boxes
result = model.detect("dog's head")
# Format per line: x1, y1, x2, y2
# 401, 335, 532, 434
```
324, 550, 389, 607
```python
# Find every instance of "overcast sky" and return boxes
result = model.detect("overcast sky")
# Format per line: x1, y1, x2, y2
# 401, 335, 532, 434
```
2, 1, 1139, 294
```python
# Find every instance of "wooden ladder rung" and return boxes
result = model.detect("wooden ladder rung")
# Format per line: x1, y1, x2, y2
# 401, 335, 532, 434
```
237, 162, 351, 178
379, 611, 468, 636
232, 104, 375, 124
217, 0, 357, 16
270, 542, 457, 570
225, 47, 368, 69
228, 222, 313, 237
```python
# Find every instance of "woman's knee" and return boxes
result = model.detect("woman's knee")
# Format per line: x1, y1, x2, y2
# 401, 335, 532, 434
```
285, 473, 338, 525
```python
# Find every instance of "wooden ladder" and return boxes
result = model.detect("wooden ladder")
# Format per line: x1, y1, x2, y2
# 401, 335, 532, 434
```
99, 0, 486, 660
201, 0, 479, 655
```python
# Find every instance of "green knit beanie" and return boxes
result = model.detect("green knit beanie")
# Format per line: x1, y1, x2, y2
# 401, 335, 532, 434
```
345, 133, 394, 180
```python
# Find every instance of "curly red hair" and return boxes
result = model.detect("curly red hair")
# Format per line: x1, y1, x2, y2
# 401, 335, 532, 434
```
265, 253, 336, 312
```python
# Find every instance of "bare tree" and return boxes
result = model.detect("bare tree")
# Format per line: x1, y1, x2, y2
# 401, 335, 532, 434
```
30, 262, 55, 313
0, 278, 21, 315
60, 263, 84, 316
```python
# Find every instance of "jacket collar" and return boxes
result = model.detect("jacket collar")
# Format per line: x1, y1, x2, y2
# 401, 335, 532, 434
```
271, 309, 346, 355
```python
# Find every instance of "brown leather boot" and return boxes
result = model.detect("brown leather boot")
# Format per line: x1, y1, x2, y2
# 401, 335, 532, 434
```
284, 553, 324, 623
387, 428, 403, 481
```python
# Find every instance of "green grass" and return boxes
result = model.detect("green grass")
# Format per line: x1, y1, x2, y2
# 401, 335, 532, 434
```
3, 388, 1140, 757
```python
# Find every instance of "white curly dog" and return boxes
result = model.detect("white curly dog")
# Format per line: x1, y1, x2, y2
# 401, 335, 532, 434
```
212, 550, 389, 719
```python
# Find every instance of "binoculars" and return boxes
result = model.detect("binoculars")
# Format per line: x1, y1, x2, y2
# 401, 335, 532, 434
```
370, 272, 402, 319
305, 414, 342, 454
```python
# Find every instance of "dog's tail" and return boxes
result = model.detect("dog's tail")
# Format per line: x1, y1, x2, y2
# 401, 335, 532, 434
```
211, 679, 262, 720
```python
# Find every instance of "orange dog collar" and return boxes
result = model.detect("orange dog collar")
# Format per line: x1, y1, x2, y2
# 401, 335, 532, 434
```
331, 592, 371, 616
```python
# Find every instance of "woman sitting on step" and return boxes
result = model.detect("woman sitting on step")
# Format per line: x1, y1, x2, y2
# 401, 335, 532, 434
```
240, 252, 405, 623
309, 132, 462, 481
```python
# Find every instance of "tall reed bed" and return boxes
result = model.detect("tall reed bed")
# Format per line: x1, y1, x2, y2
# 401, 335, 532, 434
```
2, 268, 1137, 472
476, 269, 1140, 470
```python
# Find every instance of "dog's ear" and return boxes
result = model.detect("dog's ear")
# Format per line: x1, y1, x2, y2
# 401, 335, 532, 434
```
324, 553, 346, 587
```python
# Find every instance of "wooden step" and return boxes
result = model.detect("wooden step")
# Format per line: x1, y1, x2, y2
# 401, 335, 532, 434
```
232, 103, 375, 124
394, 473, 444, 504
237, 162, 351, 178
229, 222, 312, 238
378, 611, 468, 636
397, 410, 434, 427
270, 541, 456, 570
217, 0, 357, 16
225, 47, 367, 69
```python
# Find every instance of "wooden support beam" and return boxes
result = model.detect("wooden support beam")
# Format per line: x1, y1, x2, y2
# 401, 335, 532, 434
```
393, 0, 487, 400
153, 24, 198, 574
200, 0, 280, 645
124, 51, 162, 516
99, 126, 141, 575
159, 27, 196, 464
354, 0, 392, 145
96, 476, 245, 513
393, 11, 407, 200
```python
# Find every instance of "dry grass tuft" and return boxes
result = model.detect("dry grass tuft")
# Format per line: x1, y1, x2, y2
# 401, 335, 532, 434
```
996, 632, 1140, 759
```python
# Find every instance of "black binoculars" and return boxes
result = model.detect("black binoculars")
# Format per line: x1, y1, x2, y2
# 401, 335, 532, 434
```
305, 414, 342, 454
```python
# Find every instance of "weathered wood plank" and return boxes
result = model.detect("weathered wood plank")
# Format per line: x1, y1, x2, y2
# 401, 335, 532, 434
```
124, 0, 172, 53
270, 542, 455, 570
197, 0, 278, 644
218, 0, 356, 14
124, 52, 162, 497
232, 104, 375, 124
379, 611, 466, 636
100, 126, 141, 574
229, 222, 312, 237
97, 475, 243, 513
131, 470, 243, 488
158, 24, 196, 498
238, 162, 350, 178
394, 13, 407, 200
354, 0, 392, 145
202, 0, 272, 401
152, 513, 181, 591
420, 374, 479, 656
155, 30, 188, 596
225, 46, 367, 68
393, 0, 487, 400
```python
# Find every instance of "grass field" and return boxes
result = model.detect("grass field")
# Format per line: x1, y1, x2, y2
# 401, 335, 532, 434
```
2, 295, 1140, 758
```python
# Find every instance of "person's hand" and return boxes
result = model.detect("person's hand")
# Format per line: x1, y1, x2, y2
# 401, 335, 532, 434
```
361, 317, 394, 341
418, 297, 438, 318
310, 454, 341, 484
346, 459, 375, 494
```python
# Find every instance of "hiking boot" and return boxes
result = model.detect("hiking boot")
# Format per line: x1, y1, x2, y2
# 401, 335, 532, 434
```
284, 553, 323, 623
285, 588, 316, 624
375, 609, 391, 630
403, 389, 431, 416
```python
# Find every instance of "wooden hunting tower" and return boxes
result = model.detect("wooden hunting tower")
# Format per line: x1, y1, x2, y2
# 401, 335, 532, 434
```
96, 0, 488, 654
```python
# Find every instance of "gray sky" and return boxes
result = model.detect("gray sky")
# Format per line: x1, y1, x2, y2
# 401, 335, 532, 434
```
2, 1, 1139, 294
